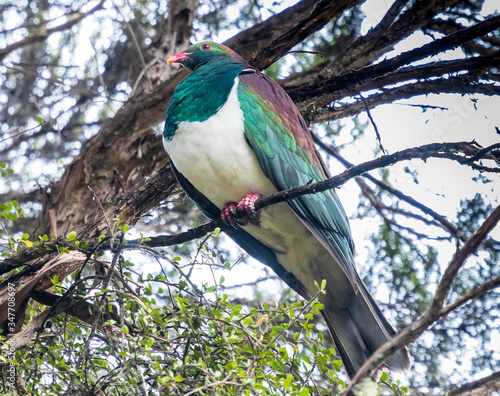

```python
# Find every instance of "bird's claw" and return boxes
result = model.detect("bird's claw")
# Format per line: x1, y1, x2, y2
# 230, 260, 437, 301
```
221, 193, 262, 226
221, 202, 238, 227
236, 193, 262, 225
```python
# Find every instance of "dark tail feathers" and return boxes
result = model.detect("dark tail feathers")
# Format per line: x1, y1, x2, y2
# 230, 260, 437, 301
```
321, 279, 411, 379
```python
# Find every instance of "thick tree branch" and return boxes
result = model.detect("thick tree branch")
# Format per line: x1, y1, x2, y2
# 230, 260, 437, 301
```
448, 371, 500, 396
327, 53, 500, 105
319, 0, 446, 77
308, 75, 500, 123
424, 18, 500, 57
0, 251, 87, 334
224, 0, 320, 61
290, 14, 500, 110
248, 0, 360, 70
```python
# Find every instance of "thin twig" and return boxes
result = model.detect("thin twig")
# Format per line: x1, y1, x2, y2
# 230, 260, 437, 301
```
87, 185, 115, 247
349, 88, 386, 154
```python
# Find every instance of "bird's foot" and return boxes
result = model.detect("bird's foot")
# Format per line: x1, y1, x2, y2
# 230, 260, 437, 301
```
221, 202, 238, 226
221, 194, 262, 226
236, 193, 262, 225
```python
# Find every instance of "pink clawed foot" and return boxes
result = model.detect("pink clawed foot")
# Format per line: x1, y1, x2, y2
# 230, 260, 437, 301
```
221, 194, 262, 226
221, 202, 238, 226
236, 193, 262, 225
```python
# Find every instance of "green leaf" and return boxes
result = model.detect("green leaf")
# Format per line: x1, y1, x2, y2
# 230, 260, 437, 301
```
67, 231, 77, 241
299, 388, 310, 396
227, 335, 241, 343
332, 360, 343, 372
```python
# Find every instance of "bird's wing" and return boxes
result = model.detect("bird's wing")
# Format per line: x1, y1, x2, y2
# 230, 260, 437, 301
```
238, 71, 358, 289
170, 162, 312, 300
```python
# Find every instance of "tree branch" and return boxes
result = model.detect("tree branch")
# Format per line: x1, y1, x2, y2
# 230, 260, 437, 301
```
0, 0, 106, 62
248, 0, 360, 70
312, 135, 466, 241
290, 14, 500, 109
440, 276, 500, 318
343, 204, 500, 394
104, 142, 498, 250
308, 75, 500, 123
448, 371, 500, 396
424, 18, 500, 57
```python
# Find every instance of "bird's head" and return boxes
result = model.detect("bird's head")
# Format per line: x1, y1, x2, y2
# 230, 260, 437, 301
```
167, 41, 246, 71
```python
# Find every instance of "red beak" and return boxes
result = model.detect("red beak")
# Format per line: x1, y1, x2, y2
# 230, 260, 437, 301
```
167, 52, 188, 63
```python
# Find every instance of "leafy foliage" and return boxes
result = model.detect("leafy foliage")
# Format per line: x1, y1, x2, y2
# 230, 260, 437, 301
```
1, 238, 348, 395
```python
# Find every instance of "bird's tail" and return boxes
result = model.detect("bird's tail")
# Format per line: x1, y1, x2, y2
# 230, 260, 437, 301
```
321, 279, 411, 379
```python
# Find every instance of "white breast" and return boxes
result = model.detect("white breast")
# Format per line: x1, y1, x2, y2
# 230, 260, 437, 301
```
163, 77, 277, 208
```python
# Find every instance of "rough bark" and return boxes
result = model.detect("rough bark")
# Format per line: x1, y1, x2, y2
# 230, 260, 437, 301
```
449, 371, 500, 396
31, 0, 199, 239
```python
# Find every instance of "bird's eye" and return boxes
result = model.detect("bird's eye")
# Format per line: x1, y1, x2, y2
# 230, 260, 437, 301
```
201, 44, 211, 50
